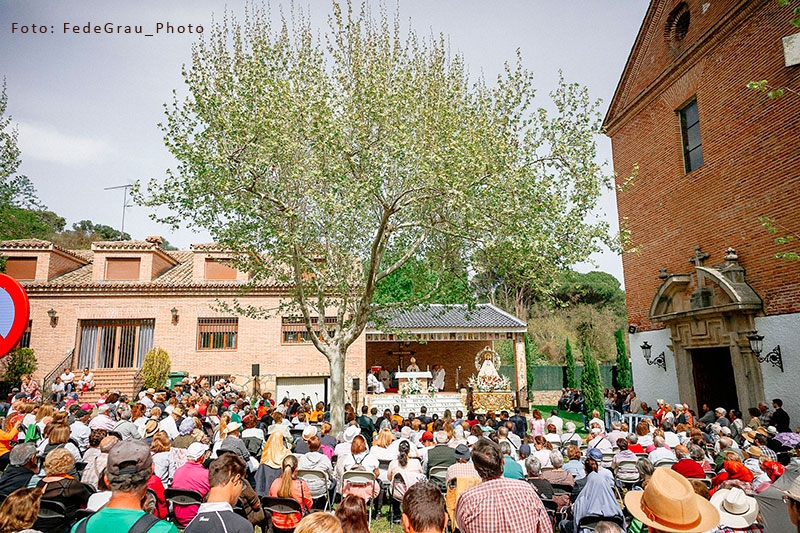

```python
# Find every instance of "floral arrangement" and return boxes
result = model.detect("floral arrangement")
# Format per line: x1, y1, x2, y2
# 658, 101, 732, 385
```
467, 373, 511, 392
400, 378, 436, 397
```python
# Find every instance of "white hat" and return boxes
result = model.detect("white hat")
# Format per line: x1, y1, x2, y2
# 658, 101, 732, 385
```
710, 488, 759, 529
467, 435, 479, 446
343, 425, 360, 442
224, 421, 242, 434
302, 426, 318, 439
767, 426, 777, 435
186, 442, 209, 460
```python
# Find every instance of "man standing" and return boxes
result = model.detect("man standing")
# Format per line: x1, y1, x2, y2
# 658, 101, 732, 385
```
509, 408, 528, 438
455, 439, 550, 533
758, 402, 773, 427
771, 399, 791, 433
71, 440, 177, 533
185, 453, 253, 533
356, 405, 376, 447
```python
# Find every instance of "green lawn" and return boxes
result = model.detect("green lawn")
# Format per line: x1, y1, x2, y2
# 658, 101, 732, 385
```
529, 404, 589, 438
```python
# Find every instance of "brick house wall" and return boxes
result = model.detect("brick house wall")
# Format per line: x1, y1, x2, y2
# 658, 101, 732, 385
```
605, 0, 800, 331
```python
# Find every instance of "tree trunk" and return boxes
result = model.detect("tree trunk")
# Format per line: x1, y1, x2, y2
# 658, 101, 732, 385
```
328, 348, 347, 433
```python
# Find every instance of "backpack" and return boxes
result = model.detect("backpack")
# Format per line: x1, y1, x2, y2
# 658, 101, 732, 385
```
243, 436, 264, 459
24, 423, 40, 443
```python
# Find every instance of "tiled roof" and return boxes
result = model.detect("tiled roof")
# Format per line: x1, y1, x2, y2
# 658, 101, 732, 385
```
0, 238, 88, 264
91, 240, 161, 251
369, 304, 526, 331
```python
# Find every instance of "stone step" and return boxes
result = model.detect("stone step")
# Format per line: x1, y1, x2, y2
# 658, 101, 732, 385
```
74, 369, 141, 404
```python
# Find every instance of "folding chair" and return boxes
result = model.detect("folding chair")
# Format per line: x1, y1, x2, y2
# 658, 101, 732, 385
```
33, 499, 67, 533
164, 488, 204, 524
577, 513, 625, 531
261, 496, 303, 533
341, 470, 377, 528
389, 473, 405, 531
428, 466, 449, 492
654, 459, 676, 468
296, 469, 331, 511
540, 498, 559, 527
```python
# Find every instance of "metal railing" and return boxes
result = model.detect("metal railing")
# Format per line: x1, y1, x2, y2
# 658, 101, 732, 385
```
42, 349, 74, 393
132, 368, 144, 397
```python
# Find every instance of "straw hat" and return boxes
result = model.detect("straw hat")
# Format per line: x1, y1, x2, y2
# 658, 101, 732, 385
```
756, 426, 770, 437
224, 421, 242, 434
710, 488, 759, 529
625, 468, 719, 533
743, 446, 762, 459
144, 419, 159, 439
741, 429, 756, 443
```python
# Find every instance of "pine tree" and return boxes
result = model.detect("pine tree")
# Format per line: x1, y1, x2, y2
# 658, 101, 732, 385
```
615, 328, 632, 388
565, 338, 576, 388
581, 345, 604, 416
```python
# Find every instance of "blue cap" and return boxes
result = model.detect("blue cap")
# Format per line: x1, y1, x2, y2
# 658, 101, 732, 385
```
587, 448, 603, 461
519, 444, 531, 457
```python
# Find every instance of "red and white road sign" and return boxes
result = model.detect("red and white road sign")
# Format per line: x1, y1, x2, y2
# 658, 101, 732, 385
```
0, 273, 30, 358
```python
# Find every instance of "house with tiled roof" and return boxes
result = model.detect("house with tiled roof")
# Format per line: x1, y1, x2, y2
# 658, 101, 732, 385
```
1, 238, 528, 406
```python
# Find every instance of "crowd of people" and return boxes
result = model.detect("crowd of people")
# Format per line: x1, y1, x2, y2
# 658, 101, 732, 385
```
0, 374, 797, 533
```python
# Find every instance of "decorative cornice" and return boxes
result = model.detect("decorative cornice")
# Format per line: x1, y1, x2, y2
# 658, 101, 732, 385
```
0, 239, 89, 264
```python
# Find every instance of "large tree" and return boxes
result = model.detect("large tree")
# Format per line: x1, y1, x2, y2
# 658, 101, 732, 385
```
139, 2, 615, 430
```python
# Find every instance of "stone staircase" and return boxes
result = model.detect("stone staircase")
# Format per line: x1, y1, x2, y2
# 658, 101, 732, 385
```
78, 368, 142, 403
367, 393, 467, 417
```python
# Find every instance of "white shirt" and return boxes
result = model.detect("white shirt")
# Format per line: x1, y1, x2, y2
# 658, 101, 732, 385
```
159, 415, 180, 441
60, 372, 75, 384
70, 420, 91, 451
649, 447, 676, 464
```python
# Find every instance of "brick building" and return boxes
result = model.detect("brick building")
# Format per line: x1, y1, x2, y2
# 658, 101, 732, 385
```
605, 0, 800, 414
0, 238, 527, 405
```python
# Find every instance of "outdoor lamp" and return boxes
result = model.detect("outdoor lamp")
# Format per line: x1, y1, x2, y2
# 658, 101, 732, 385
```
171, 307, 179, 325
47, 308, 58, 327
747, 330, 783, 372
640, 341, 651, 359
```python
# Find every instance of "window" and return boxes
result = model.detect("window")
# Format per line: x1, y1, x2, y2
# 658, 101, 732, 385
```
5, 257, 37, 280
282, 316, 337, 344
197, 318, 238, 350
105, 258, 141, 280
680, 99, 703, 172
15, 320, 32, 349
77, 319, 155, 369
204, 258, 238, 280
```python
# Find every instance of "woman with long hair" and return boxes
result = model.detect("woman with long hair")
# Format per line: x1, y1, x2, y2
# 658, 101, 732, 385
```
368, 428, 396, 482
335, 494, 370, 533
0, 486, 43, 533
529, 409, 546, 437
268, 455, 313, 530
255, 430, 291, 496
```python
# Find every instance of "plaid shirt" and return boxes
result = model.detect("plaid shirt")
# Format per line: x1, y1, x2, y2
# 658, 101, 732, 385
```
759, 446, 778, 462
758, 411, 772, 427
456, 477, 551, 533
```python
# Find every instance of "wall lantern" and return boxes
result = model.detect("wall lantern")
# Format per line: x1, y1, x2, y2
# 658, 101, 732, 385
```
47, 308, 58, 327
640, 340, 666, 371
171, 307, 179, 326
747, 330, 783, 372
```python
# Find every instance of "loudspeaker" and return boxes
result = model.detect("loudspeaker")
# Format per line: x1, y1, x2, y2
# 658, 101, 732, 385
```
252, 364, 260, 377
352, 378, 360, 391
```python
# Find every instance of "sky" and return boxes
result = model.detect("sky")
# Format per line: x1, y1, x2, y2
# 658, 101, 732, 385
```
0, 1, 650, 284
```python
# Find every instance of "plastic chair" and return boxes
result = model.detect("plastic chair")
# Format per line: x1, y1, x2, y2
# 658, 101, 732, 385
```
341, 469, 377, 527
261, 496, 303, 533
164, 488, 204, 523
296, 469, 331, 511
33, 499, 67, 533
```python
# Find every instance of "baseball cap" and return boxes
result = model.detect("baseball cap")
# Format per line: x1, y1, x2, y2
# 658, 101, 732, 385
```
186, 442, 209, 460
421, 431, 434, 442
587, 448, 604, 461
519, 444, 531, 457
454, 444, 470, 461
107, 440, 152, 475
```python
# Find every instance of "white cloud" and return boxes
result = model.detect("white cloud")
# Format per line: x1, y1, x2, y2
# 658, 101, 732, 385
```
16, 121, 119, 167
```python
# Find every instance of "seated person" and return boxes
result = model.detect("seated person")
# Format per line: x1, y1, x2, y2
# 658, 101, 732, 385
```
78, 368, 95, 393
367, 372, 385, 394
524, 456, 553, 500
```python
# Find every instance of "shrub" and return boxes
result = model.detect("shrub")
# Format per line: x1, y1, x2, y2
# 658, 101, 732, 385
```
614, 328, 632, 389
581, 346, 604, 415
1, 347, 38, 387
141, 348, 171, 390
565, 338, 576, 388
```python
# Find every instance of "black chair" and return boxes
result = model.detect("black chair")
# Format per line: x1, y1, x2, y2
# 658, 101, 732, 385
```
164, 488, 204, 523
82, 483, 97, 494
33, 499, 67, 533
261, 496, 303, 533
577, 513, 625, 531
75, 461, 88, 478
74, 508, 96, 521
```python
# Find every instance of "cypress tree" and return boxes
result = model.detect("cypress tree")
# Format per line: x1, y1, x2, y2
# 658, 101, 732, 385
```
581, 345, 604, 416
565, 338, 576, 388
615, 328, 632, 388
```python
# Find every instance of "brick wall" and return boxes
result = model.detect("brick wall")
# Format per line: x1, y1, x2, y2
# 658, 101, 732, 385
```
366, 340, 492, 391
608, 0, 800, 330
24, 293, 366, 396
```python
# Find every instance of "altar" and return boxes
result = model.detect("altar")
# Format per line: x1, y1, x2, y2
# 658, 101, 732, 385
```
472, 391, 515, 413
395, 371, 432, 390
467, 346, 515, 413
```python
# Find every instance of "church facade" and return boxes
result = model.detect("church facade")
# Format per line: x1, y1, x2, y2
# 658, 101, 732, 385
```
605, 0, 800, 414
